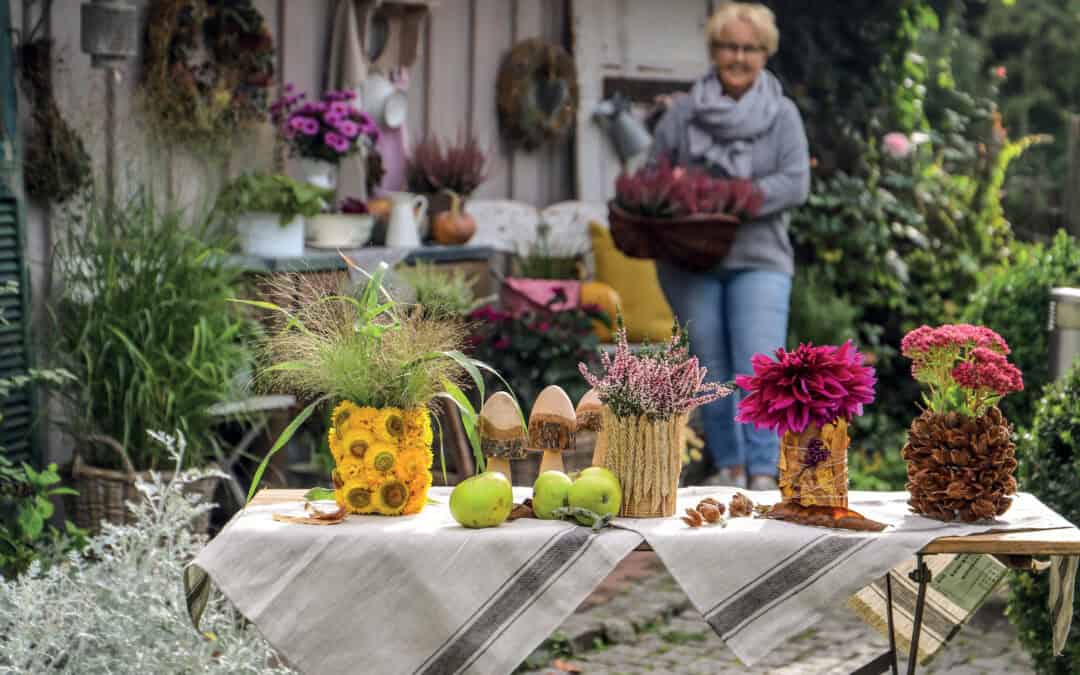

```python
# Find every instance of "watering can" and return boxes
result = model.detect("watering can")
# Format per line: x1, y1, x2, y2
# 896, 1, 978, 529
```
593, 92, 653, 165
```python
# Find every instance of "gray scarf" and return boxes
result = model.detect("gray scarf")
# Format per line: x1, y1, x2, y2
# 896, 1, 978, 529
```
687, 69, 782, 178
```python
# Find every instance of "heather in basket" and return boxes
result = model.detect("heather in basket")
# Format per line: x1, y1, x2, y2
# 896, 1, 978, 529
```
900, 324, 1023, 521
735, 341, 876, 510
239, 259, 522, 516
608, 158, 764, 271
578, 319, 731, 517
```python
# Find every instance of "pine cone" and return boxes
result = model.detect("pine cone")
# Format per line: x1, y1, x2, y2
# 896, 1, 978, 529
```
902, 408, 1017, 522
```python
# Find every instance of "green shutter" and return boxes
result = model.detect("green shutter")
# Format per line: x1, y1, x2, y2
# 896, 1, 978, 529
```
0, 0, 37, 466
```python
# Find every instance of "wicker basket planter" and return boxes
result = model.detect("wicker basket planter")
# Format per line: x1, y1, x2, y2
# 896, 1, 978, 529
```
67, 435, 221, 535
595, 409, 686, 518
607, 202, 739, 273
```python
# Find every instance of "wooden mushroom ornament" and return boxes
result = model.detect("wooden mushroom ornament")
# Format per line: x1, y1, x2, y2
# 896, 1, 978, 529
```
479, 391, 526, 480
529, 385, 577, 474
575, 388, 605, 465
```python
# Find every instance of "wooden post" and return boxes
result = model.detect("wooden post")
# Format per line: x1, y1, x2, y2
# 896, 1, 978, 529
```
1066, 114, 1080, 238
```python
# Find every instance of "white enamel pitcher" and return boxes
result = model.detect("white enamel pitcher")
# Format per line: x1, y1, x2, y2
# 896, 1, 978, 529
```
385, 192, 428, 248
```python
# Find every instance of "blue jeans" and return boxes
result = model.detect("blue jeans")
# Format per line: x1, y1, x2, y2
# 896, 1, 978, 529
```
656, 263, 791, 476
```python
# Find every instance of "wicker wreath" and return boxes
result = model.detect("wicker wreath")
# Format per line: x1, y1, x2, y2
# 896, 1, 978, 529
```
497, 38, 579, 151
141, 0, 275, 148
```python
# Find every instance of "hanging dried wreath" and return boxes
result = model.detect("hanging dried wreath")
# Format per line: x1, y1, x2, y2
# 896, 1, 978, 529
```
140, 0, 275, 149
496, 38, 579, 151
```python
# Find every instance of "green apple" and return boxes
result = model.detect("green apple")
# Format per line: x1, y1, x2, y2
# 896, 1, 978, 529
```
577, 466, 619, 484
450, 471, 513, 528
531, 470, 573, 519
568, 470, 622, 526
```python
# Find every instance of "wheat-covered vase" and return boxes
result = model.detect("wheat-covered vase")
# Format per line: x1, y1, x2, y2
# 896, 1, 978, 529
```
597, 408, 685, 518
902, 407, 1017, 522
778, 419, 851, 508
328, 402, 434, 515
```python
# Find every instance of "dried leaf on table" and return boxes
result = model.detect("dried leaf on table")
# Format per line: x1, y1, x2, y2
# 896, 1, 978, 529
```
765, 502, 887, 531
508, 499, 535, 521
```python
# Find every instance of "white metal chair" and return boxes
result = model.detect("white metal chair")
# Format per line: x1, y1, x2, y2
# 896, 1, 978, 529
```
465, 199, 540, 254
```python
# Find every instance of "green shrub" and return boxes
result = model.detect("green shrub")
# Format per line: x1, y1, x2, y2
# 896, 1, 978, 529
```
1005, 361, 1080, 674
787, 266, 860, 349
963, 230, 1080, 429
51, 190, 256, 470
215, 173, 331, 226
398, 261, 484, 320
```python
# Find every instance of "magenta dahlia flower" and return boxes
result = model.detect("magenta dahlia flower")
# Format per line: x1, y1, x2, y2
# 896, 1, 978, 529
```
734, 341, 877, 437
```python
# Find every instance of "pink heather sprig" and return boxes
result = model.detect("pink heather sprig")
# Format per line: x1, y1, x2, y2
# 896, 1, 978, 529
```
901, 324, 1022, 417
578, 326, 732, 420
734, 341, 877, 437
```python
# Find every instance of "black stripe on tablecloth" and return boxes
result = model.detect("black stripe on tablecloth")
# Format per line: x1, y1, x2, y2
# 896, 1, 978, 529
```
456, 531, 601, 673
417, 528, 567, 670
870, 575, 959, 640
702, 533, 829, 617
416, 528, 593, 675
706, 535, 872, 639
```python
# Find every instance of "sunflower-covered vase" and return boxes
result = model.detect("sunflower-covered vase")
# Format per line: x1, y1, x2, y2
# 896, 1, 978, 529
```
328, 401, 434, 516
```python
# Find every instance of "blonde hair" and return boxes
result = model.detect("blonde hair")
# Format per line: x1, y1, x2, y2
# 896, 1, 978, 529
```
706, 2, 779, 56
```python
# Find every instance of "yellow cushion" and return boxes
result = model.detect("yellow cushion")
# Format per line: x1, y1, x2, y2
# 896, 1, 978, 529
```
588, 222, 675, 343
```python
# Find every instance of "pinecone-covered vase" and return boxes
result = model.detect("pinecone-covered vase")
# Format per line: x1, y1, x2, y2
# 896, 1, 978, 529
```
328, 401, 434, 516
902, 407, 1018, 522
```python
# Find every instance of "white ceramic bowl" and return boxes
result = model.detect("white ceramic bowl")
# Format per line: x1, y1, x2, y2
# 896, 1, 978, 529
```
306, 214, 375, 249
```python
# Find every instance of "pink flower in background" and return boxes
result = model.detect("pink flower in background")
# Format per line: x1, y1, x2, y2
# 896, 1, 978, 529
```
952, 348, 1023, 395
493, 337, 512, 350
994, 66, 1007, 79
324, 132, 348, 153
882, 132, 912, 159
336, 120, 360, 139
328, 101, 351, 118
298, 117, 319, 136
735, 341, 877, 437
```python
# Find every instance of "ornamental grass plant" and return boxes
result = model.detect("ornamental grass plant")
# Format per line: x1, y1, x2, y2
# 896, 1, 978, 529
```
50, 189, 256, 471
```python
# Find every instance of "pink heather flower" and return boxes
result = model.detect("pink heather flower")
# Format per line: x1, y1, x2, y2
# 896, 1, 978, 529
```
952, 348, 1023, 395
324, 131, 349, 153
735, 341, 877, 437
882, 132, 912, 159
336, 119, 360, 138
579, 326, 732, 420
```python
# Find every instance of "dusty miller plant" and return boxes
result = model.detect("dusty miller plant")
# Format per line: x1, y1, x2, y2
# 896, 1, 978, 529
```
0, 431, 294, 674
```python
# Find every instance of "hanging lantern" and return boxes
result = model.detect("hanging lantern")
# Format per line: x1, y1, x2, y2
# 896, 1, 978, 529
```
80, 0, 137, 68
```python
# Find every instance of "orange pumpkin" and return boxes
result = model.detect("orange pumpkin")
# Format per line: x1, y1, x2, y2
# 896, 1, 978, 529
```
431, 192, 476, 245
580, 281, 621, 342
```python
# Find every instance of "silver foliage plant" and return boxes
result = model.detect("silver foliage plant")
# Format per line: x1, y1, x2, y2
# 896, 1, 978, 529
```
0, 431, 295, 674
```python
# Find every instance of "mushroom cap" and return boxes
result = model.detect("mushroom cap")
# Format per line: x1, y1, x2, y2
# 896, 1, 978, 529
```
530, 385, 576, 424
575, 388, 602, 415
479, 391, 526, 444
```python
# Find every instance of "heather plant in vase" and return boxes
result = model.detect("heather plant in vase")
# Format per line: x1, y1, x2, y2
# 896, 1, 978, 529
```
579, 320, 731, 517
901, 324, 1023, 521
736, 342, 876, 514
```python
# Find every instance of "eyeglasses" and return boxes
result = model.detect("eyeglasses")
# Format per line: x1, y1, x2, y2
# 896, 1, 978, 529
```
709, 41, 766, 56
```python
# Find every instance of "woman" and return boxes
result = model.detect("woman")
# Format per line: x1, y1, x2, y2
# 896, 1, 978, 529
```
650, 2, 810, 489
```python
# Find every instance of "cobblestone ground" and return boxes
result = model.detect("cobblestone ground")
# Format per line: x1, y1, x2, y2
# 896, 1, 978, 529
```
518, 566, 1033, 675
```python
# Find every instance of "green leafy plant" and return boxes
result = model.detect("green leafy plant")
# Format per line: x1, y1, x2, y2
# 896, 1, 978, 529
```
216, 173, 331, 226
515, 223, 582, 280
397, 261, 486, 321
0, 457, 86, 579
236, 260, 524, 501
964, 230, 1080, 429
50, 189, 256, 471
1006, 361, 1080, 674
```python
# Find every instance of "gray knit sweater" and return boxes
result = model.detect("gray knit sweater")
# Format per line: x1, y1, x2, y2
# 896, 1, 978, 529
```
650, 88, 810, 277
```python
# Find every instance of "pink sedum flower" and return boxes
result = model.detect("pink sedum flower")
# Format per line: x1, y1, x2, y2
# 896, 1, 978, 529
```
735, 341, 877, 437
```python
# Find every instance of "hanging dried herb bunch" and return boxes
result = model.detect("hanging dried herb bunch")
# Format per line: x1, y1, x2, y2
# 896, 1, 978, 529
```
140, 0, 275, 150
16, 38, 91, 204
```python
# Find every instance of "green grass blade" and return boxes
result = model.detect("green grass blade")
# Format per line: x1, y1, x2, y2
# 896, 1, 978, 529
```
437, 383, 483, 473
246, 394, 330, 504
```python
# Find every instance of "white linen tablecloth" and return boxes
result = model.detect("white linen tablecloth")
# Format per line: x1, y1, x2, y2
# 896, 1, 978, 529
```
188, 487, 1075, 674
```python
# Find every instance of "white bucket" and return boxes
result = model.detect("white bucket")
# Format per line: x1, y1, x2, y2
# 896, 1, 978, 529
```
237, 212, 305, 258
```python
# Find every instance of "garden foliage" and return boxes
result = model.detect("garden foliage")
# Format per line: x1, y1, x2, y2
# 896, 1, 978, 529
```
1006, 362, 1080, 674
0, 432, 292, 673
51, 191, 256, 470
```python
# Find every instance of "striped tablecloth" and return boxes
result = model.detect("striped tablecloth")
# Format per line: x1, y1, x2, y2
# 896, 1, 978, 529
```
186, 487, 1074, 674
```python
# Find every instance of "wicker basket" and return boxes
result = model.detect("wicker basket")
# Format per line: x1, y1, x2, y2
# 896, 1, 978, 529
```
67, 434, 221, 535
607, 202, 740, 273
